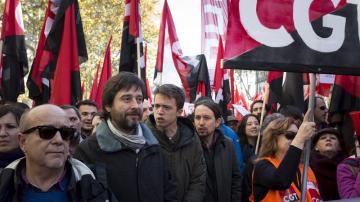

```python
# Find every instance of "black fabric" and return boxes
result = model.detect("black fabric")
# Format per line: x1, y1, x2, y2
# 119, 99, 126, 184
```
241, 158, 255, 202
241, 143, 255, 164
185, 54, 211, 102
74, 133, 177, 202
281, 73, 305, 112
253, 146, 303, 202
0, 158, 116, 202
310, 151, 347, 201
0, 149, 24, 169
200, 129, 242, 202
146, 115, 206, 202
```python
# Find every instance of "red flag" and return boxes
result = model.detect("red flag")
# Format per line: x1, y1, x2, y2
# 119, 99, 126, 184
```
89, 61, 101, 100
28, 0, 87, 105
0, 0, 28, 101
155, 0, 211, 102
95, 36, 112, 109
213, 37, 231, 116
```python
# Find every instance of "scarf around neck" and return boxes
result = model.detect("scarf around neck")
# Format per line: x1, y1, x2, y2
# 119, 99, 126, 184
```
107, 119, 146, 150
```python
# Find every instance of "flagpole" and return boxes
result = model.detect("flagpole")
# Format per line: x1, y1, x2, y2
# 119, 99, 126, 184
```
300, 73, 315, 202
136, 37, 141, 78
255, 83, 269, 155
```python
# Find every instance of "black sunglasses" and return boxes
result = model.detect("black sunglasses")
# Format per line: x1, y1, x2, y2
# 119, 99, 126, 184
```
284, 131, 297, 140
319, 106, 327, 111
22, 125, 75, 141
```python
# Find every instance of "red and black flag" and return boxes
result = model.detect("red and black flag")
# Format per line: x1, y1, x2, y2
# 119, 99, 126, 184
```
267, 71, 283, 112
94, 36, 112, 109
223, 0, 360, 75
119, 0, 145, 81
0, 0, 28, 102
27, 0, 87, 105
154, 0, 211, 102
214, 37, 231, 116
281, 73, 305, 112
329, 75, 360, 148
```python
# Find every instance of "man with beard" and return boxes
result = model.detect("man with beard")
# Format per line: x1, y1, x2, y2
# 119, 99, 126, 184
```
74, 72, 176, 202
314, 97, 329, 129
76, 100, 98, 138
146, 84, 206, 201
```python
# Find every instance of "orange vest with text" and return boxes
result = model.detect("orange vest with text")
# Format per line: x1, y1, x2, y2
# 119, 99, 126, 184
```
251, 157, 322, 202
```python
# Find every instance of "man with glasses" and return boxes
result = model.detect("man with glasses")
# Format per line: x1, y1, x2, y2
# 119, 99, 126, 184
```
0, 104, 115, 201
314, 97, 329, 129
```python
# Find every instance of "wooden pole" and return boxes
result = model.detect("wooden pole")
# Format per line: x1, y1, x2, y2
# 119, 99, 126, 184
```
255, 83, 269, 155
136, 38, 141, 78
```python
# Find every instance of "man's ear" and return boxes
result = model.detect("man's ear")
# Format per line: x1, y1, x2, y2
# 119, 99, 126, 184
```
18, 133, 27, 153
105, 105, 112, 113
177, 108, 183, 116
215, 118, 222, 128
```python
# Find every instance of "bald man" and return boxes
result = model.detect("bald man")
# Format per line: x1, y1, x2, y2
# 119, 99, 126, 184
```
0, 104, 116, 201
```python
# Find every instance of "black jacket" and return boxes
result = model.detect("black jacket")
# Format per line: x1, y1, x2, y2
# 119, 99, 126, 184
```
201, 129, 242, 202
146, 115, 206, 202
0, 157, 116, 202
74, 121, 177, 202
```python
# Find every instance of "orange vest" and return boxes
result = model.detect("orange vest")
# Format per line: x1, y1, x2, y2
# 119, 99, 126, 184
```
251, 157, 322, 202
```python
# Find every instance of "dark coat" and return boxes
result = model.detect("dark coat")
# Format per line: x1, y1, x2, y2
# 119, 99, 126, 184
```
0, 157, 116, 202
202, 129, 242, 202
146, 115, 206, 202
310, 151, 347, 201
74, 121, 177, 202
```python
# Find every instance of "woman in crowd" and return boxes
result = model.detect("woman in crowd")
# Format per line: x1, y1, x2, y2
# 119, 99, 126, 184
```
237, 114, 260, 164
0, 104, 26, 168
194, 98, 241, 202
252, 115, 322, 202
337, 132, 360, 199
310, 128, 347, 200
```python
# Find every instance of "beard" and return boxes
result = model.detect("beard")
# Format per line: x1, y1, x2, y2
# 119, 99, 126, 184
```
112, 109, 143, 133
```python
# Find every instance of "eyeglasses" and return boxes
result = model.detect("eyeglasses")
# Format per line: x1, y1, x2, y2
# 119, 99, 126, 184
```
284, 131, 297, 140
22, 125, 75, 141
319, 106, 327, 111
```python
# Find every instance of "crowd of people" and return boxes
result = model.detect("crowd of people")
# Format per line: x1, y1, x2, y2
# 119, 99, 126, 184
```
0, 71, 359, 201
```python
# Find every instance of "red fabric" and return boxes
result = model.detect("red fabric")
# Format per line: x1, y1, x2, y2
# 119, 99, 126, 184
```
213, 37, 224, 92
1, 0, 24, 38
224, 0, 346, 59
89, 61, 100, 100
350, 111, 360, 136
28, 0, 55, 96
334, 75, 360, 98
95, 36, 112, 109
129, 0, 140, 37
50, 3, 79, 105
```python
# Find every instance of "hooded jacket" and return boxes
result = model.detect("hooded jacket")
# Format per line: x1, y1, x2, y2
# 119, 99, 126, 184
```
74, 121, 177, 202
0, 157, 116, 202
146, 115, 206, 202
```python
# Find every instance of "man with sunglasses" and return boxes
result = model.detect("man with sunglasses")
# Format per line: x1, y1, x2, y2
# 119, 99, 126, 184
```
74, 72, 176, 202
314, 97, 329, 130
0, 104, 116, 201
